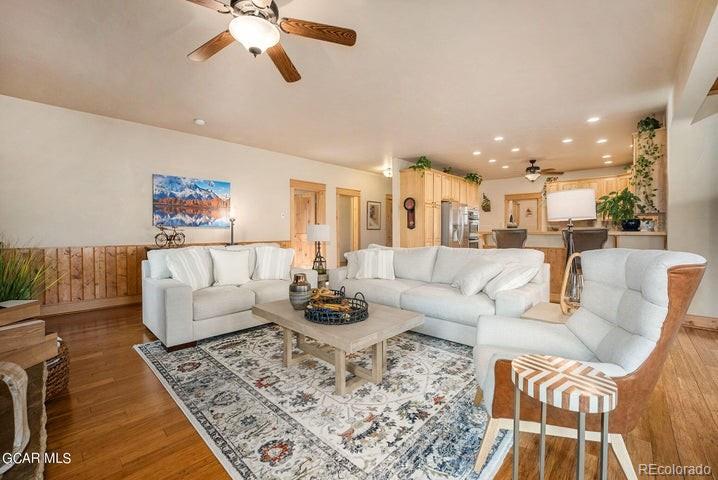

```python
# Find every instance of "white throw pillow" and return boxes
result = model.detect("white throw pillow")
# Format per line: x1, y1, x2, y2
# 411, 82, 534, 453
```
166, 248, 214, 291
253, 246, 295, 280
483, 263, 540, 300
209, 249, 251, 286
355, 249, 395, 280
451, 259, 503, 296
344, 251, 360, 279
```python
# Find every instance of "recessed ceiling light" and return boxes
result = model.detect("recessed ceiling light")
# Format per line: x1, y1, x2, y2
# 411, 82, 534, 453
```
602, 154, 612, 159
494, 136, 504, 142
511, 147, 520, 152
587, 116, 600, 123
193, 118, 206, 126
488, 159, 497, 163
596, 138, 608, 144
501, 165, 509, 169
472, 150, 481, 156
604, 160, 613, 165
562, 138, 573, 144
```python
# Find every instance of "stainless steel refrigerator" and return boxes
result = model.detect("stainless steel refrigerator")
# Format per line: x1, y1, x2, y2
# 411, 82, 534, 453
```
441, 201, 469, 248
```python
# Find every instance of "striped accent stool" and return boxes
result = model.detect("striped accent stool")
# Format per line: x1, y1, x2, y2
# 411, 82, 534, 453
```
511, 354, 617, 413
509, 354, 618, 480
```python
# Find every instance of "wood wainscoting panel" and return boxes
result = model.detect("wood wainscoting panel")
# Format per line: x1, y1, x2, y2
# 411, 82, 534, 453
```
4, 241, 290, 316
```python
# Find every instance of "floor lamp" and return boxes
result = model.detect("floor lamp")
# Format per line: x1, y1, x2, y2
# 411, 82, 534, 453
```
546, 189, 597, 313
306, 224, 330, 274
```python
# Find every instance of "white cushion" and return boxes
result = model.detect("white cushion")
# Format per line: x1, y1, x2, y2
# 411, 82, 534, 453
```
400, 284, 494, 326
355, 249, 395, 280
225, 242, 280, 275
339, 278, 424, 308
166, 248, 214, 290
368, 244, 438, 282
451, 259, 503, 296
209, 249, 251, 286
192, 286, 255, 321
483, 264, 539, 300
147, 247, 202, 280
240, 280, 291, 304
344, 251, 360, 279
431, 247, 483, 284
252, 247, 294, 281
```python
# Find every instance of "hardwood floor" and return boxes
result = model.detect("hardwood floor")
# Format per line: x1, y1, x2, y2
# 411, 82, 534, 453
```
43, 305, 718, 479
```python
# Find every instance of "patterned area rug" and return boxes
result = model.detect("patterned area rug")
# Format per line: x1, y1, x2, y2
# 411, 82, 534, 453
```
135, 325, 510, 479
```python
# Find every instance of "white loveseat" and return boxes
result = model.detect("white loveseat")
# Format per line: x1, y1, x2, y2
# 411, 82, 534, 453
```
141, 244, 317, 349
328, 245, 550, 346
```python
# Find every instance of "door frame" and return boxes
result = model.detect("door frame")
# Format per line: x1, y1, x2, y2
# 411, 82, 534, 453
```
504, 192, 542, 231
385, 194, 393, 246
290, 179, 326, 267
336, 187, 361, 266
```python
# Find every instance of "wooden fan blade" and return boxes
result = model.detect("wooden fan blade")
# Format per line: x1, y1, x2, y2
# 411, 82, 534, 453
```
266, 43, 301, 82
186, 0, 229, 11
188, 30, 234, 62
543, 169, 565, 175
279, 18, 356, 46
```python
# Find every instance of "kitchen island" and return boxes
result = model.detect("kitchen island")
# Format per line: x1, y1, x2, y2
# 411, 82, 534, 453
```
479, 229, 667, 301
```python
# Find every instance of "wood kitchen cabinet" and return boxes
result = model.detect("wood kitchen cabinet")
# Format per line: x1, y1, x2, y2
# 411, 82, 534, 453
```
400, 168, 479, 247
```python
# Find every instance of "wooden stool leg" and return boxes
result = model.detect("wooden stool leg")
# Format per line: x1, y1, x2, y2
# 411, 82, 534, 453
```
513, 383, 520, 480
576, 412, 586, 480
539, 402, 546, 480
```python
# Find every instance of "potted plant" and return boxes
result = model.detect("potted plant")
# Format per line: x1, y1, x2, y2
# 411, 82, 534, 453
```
408, 156, 432, 175
596, 188, 644, 231
0, 240, 53, 306
464, 172, 483, 185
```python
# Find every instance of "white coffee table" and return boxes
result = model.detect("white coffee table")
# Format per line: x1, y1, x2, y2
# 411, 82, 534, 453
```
253, 300, 424, 395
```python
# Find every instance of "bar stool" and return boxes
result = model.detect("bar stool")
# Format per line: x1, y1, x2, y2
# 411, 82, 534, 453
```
510, 354, 618, 480
493, 229, 527, 248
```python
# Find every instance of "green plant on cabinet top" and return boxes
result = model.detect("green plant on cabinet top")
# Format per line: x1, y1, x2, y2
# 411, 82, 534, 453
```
408, 156, 432, 175
0, 240, 57, 302
464, 172, 483, 185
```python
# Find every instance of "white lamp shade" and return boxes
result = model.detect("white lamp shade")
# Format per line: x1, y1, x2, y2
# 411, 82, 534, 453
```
546, 189, 597, 222
306, 224, 331, 242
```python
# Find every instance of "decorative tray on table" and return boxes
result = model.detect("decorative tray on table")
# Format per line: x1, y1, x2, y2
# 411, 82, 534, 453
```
304, 287, 369, 325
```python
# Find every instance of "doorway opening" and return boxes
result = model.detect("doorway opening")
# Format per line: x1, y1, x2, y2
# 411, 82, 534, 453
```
336, 188, 361, 266
290, 179, 326, 268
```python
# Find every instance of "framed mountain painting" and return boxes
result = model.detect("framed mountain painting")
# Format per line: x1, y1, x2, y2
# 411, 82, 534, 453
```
152, 174, 231, 228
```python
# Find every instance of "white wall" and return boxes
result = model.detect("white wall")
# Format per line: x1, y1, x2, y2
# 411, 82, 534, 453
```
0, 95, 391, 268
666, 114, 718, 317
479, 166, 627, 230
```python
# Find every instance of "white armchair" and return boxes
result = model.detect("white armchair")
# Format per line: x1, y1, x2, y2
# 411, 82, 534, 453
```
473, 248, 706, 479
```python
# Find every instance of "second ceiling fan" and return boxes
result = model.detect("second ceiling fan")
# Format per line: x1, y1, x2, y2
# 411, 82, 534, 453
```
186, 0, 357, 83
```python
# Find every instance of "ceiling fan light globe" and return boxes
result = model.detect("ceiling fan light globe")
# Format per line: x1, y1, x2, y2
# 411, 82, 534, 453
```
525, 172, 541, 182
229, 16, 280, 55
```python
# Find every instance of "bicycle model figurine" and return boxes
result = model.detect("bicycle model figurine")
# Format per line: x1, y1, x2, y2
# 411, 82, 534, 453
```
154, 225, 186, 248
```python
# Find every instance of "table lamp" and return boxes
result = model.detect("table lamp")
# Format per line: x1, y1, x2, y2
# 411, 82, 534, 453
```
546, 189, 596, 310
306, 224, 330, 274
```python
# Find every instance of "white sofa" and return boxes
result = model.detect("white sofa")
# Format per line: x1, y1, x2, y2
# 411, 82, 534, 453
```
328, 245, 550, 346
141, 243, 317, 349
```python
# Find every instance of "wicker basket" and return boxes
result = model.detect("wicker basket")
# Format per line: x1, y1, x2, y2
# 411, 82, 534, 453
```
46, 337, 69, 402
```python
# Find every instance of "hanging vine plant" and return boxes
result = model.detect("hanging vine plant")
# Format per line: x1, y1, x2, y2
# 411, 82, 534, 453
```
628, 115, 662, 213
541, 176, 559, 201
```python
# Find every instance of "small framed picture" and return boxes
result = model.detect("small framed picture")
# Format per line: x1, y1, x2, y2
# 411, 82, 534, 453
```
367, 201, 381, 230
